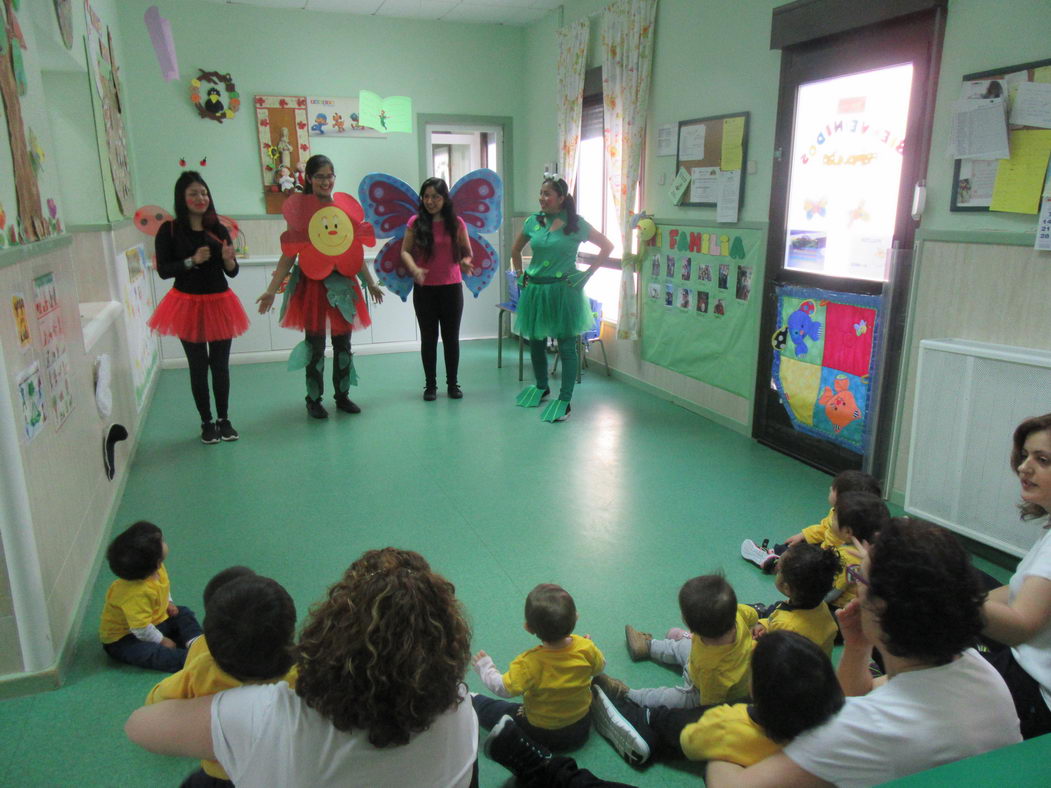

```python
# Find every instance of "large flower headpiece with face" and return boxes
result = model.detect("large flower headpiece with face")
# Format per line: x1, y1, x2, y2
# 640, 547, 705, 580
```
280, 193, 376, 279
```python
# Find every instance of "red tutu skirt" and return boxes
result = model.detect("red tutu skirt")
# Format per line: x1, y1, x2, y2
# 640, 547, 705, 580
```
280, 275, 371, 334
148, 288, 250, 343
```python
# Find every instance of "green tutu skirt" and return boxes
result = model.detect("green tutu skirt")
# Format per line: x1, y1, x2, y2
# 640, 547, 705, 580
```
514, 277, 593, 340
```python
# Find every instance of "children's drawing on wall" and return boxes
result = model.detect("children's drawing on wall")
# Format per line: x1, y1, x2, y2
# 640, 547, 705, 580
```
665, 255, 675, 278
118, 245, 158, 411
680, 256, 692, 280
736, 265, 752, 301
33, 272, 73, 428
307, 97, 385, 138
647, 283, 660, 299
651, 255, 661, 278
16, 362, 46, 442
696, 291, 709, 314
12, 293, 31, 348
698, 263, 712, 282
357, 91, 413, 133
714, 298, 726, 316
679, 288, 691, 309
664, 284, 674, 306
718, 263, 729, 289
787, 230, 827, 272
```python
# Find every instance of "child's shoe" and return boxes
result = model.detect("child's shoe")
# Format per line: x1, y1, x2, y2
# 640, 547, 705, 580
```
591, 686, 652, 766
665, 627, 692, 641
741, 538, 778, 571
592, 673, 630, 703
484, 715, 552, 779
625, 625, 652, 661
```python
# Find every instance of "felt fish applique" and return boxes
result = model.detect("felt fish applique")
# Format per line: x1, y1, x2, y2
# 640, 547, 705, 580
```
819, 375, 862, 433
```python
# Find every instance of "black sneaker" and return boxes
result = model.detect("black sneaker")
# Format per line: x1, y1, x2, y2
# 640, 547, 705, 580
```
200, 421, 220, 444
216, 419, 239, 441
448, 384, 463, 399
484, 715, 551, 779
334, 395, 361, 414
305, 397, 328, 419
423, 386, 437, 401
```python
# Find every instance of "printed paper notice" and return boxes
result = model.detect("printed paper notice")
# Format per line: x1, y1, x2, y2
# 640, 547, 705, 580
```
1036, 195, 1051, 251
716, 170, 741, 224
949, 98, 1009, 160
1010, 82, 1051, 129
721, 117, 745, 171
656, 124, 676, 157
16, 363, 46, 442
690, 167, 719, 204
679, 124, 706, 160
989, 129, 1051, 214
956, 159, 999, 208
670, 167, 691, 204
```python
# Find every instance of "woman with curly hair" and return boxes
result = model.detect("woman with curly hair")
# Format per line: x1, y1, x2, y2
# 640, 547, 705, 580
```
706, 518, 1021, 788
980, 413, 1051, 739
124, 548, 478, 787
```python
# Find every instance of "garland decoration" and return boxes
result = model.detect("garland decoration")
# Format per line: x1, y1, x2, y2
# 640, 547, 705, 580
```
190, 69, 239, 123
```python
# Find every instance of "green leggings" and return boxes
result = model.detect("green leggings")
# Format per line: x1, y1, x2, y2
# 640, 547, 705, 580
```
529, 337, 577, 402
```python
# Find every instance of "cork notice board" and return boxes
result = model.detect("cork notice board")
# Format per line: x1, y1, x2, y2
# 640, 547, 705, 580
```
676, 112, 749, 207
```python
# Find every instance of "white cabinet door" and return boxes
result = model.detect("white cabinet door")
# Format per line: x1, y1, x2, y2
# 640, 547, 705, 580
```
368, 292, 417, 344
226, 267, 271, 353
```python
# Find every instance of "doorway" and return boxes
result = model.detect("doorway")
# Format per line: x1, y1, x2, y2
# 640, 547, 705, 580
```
753, 11, 943, 478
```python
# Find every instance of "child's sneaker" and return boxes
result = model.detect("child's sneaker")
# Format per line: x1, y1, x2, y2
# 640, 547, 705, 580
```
625, 625, 652, 661
741, 538, 778, 571
665, 627, 692, 641
484, 715, 551, 779
591, 685, 652, 766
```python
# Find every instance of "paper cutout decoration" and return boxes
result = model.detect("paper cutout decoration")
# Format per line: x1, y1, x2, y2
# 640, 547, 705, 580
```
771, 286, 881, 453
280, 192, 375, 280
143, 6, 178, 80
357, 91, 413, 133
358, 169, 503, 301
307, 97, 385, 138
191, 69, 239, 123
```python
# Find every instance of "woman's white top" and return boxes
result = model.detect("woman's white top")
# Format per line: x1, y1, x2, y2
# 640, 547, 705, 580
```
1011, 526, 1051, 707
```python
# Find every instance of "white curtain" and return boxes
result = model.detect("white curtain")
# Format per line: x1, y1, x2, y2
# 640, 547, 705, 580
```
556, 18, 590, 191
602, 0, 657, 340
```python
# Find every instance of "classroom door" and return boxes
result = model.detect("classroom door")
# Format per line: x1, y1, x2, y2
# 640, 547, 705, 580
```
425, 122, 504, 340
753, 13, 941, 478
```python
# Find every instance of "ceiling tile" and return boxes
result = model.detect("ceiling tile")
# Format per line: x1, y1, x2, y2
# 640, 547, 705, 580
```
306, 0, 384, 12
441, 3, 546, 24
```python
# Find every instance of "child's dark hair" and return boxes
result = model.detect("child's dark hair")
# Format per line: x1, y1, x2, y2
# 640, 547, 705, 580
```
832, 470, 882, 498
203, 566, 256, 609
173, 170, 219, 230
679, 574, 737, 638
779, 544, 841, 609
205, 575, 296, 682
302, 154, 333, 195
836, 491, 889, 543
106, 521, 164, 580
524, 584, 576, 642
750, 631, 844, 743
413, 177, 462, 261
536, 177, 579, 235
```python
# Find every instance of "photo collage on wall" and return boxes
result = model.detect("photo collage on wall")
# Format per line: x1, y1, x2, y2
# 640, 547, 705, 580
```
645, 231, 752, 320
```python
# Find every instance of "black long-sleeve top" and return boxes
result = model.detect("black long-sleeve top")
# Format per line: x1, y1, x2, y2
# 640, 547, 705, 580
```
155, 220, 238, 294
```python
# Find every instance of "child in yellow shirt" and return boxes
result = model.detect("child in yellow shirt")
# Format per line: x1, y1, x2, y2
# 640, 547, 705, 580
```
146, 566, 297, 787
473, 583, 605, 751
99, 521, 202, 672
825, 491, 888, 609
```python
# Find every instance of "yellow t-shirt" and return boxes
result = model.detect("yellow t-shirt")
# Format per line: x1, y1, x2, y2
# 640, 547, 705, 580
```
98, 564, 171, 644
801, 509, 844, 549
830, 544, 863, 608
687, 605, 758, 705
757, 603, 838, 657
502, 634, 605, 729
146, 637, 298, 780
680, 703, 781, 765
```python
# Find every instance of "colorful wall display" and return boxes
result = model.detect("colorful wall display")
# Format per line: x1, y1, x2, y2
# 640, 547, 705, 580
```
771, 285, 882, 453
16, 362, 46, 442
190, 69, 239, 123
117, 244, 158, 410
307, 97, 385, 138
640, 224, 763, 397
33, 272, 73, 428
255, 95, 309, 213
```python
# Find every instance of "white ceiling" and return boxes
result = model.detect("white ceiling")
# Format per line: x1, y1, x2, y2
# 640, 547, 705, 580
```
198, 0, 564, 26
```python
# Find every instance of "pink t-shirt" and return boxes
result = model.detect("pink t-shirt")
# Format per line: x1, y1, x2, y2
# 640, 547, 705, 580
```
407, 214, 467, 286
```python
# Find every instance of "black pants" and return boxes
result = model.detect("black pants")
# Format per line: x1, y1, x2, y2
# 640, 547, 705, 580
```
180, 768, 233, 787
525, 757, 637, 788
305, 332, 351, 400
180, 339, 232, 422
413, 283, 463, 387
473, 694, 590, 751
982, 640, 1051, 740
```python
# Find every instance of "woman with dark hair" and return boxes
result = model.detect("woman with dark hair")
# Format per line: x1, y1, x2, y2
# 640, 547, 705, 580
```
256, 155, 385, 419
510, 177, 613, 422
124, 547, 478, 787
149, 171, 249, 444
980, 413, 1051, 739
706, 518, 1021, 788
400, 177, 473, 400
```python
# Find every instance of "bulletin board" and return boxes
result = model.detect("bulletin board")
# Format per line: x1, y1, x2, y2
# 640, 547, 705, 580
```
676, 112, 749, 207
640, 223, 764, 397
951, 57, 1051, 213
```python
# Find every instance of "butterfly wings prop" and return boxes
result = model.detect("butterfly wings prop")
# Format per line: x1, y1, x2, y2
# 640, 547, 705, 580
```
359, 169, 503, 301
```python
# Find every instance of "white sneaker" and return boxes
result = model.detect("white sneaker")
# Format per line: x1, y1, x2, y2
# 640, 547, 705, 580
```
741, 539, 777, 570
591, 685, 651, 766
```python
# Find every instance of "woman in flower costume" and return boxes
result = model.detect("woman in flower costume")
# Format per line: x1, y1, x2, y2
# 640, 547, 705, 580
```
511, 177, 613, 422
257, 155, 384, 418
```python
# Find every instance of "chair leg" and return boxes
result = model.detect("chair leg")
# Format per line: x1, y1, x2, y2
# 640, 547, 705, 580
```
497, 311, 504, 368
577, 337, 583, 383
597, 338, 610, 376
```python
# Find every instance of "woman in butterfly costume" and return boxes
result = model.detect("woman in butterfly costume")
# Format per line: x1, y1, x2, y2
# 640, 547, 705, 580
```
257, 155, 384, 419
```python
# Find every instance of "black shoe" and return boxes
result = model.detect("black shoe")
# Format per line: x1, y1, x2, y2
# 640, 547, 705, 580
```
216, 419, 239, 441
200, 421, 220, 444
448, 384, 463, 399
305, 397, 328, 419
423, 386, 437, 401
334, 395, 361, 414
484, 715, 551, 779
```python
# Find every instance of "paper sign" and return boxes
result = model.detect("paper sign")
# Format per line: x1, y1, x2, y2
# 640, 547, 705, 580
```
1036, 195, 1051, 251
357, 91, 413, 133
690, 167, 719, 203
716, 170, 741, 223
990, 129, 1051, 214
1010, 82, 1051, 129
656, 124, 676, 156
679, 124, 706, 160
16, 363, 46, 442
670, 167, 691, 204
12, 293, 30, 348
956, 158, 999, 208
721, 117, 745, 171
949, 98, 1009, 160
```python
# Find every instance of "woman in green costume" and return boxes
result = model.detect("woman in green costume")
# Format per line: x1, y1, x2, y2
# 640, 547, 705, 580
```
511, 177, 613, 421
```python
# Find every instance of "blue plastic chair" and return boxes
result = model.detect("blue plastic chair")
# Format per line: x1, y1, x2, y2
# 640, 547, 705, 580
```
496, 269, 525, 381
551, 298, 610, 381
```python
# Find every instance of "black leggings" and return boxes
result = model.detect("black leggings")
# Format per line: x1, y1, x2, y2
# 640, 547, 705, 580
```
412, 283, 463, 387
180, 339, 232, 422
305, 331, 351, 400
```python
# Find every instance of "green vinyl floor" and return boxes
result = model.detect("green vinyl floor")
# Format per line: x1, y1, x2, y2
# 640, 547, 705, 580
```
0, 339, 1023, 787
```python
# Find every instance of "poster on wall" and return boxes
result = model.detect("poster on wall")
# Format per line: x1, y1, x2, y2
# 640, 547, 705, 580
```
307, 97, 385, 138
117, 244, 158, 410
33, 272, 74, 428
16, 362, 47, 442
640, 225, 763, 397
770, 286, 882, 453
12, 293, 31, 349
